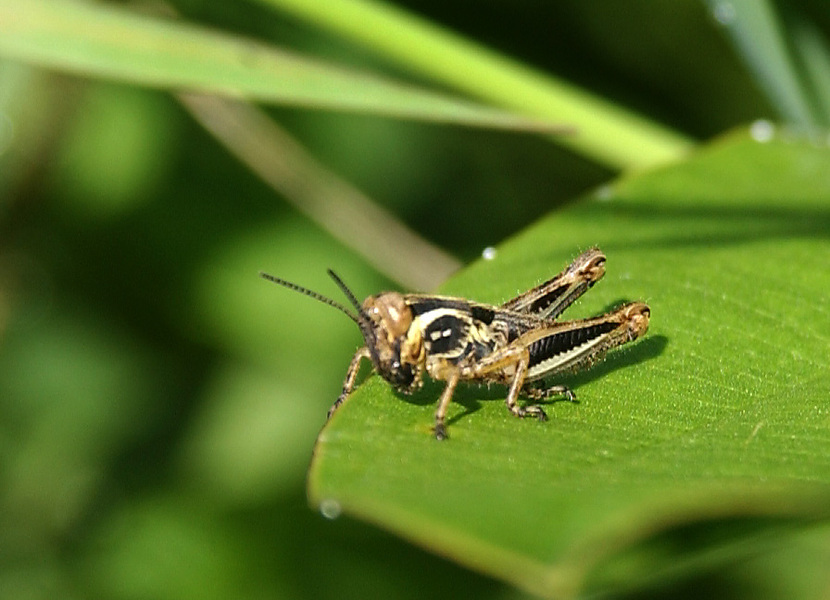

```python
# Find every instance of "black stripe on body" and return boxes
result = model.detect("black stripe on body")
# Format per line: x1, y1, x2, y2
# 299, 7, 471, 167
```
408, 297, 471, 316
423, 314, 471, 357
527, 321, 617, 369
408, 298, 496, 323
470, 305, 496, 325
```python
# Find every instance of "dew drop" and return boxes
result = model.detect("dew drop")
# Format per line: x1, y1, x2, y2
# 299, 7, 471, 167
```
712, 1, 736, 25
595, 185, 615, 202
319, 498, 342, 520
749, 119, 775, 143
482, 246, 497, 260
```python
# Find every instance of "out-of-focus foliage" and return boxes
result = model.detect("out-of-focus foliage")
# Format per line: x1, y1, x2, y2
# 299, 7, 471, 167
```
1, 1, 829, 599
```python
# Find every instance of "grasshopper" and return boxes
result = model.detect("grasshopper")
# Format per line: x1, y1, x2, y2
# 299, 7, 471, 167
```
261, 248, 649, 440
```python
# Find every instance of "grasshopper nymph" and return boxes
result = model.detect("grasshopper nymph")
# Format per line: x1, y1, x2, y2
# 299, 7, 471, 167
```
261, 248, 649, 440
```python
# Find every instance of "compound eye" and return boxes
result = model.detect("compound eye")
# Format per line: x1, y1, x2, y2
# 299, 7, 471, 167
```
368, 293, 413, 339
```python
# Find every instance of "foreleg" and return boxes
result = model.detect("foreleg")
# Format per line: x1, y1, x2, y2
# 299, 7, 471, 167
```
433, 368, 461, 440
327, 346, 371, 419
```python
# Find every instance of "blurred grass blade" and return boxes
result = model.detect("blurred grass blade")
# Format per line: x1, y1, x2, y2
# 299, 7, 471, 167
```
307, 128, 830, 597
787, 13, 830, 126
250, 0, 693, 170
0, 0, 566, 132
704, 0, 822, 127
178, 93, 461, 290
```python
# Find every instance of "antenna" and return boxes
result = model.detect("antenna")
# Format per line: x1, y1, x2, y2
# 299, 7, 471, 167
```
326, 269, 365, 316
259, 271, 359, 324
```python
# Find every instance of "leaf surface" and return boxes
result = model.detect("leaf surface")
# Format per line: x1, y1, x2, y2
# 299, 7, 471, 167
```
308, 129, 830, 598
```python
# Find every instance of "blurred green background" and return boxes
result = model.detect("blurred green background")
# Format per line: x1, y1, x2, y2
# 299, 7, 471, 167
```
1, 0, 828, 598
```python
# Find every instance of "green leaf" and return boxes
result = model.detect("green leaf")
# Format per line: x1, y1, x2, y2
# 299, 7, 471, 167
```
307, 128, 830, 598
0, 0, 560, 132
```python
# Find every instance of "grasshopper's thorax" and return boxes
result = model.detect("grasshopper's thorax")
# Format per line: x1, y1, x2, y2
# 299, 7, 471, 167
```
361, 292, 425, 394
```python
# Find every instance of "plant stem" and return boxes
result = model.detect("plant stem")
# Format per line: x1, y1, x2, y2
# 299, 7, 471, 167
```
256, 0, 694, 170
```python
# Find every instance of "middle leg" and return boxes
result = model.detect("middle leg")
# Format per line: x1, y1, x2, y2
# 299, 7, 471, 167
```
465, 345, 548, 422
